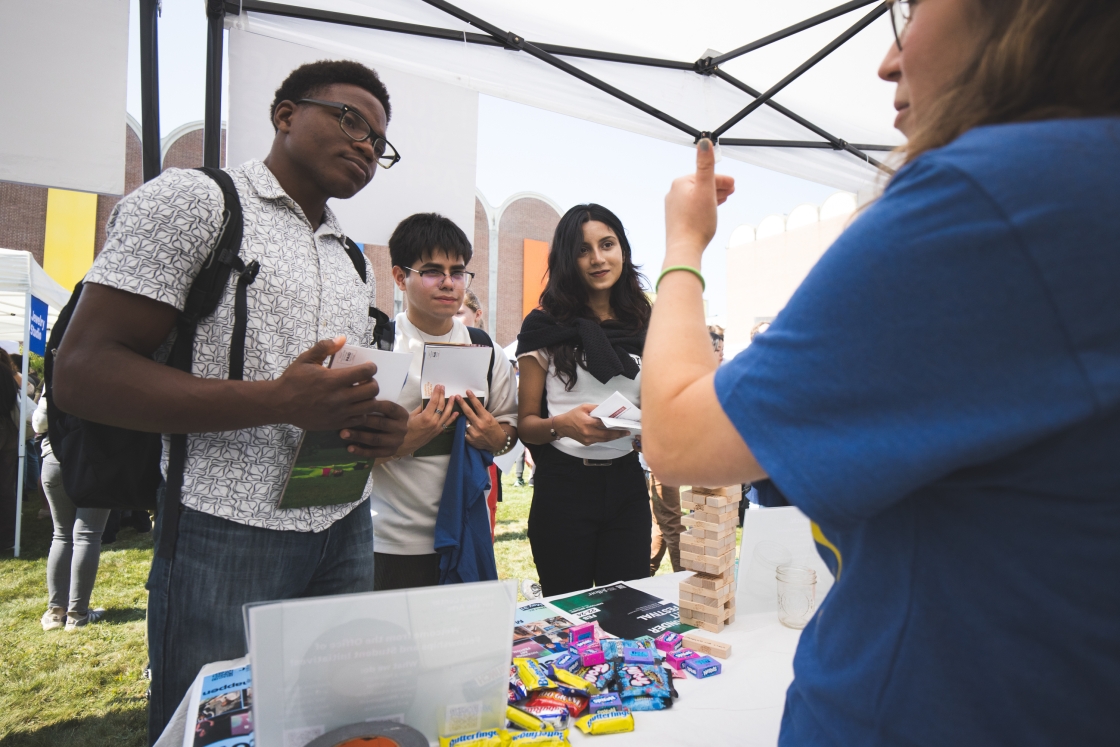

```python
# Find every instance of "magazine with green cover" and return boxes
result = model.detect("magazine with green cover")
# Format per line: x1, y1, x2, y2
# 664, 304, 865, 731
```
549, 582, 693, 638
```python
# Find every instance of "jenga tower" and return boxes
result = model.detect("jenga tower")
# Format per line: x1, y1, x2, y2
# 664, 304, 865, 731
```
678, 485, 741, 632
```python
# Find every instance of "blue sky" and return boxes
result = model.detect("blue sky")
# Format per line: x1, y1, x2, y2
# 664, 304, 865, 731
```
126, 0, 840, 318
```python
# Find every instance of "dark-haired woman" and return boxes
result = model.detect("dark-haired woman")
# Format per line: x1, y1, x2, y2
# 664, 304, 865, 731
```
0, 368, 19, 551
516, 204, 651, 596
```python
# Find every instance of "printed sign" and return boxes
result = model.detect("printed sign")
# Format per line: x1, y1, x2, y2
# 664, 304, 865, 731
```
28, 295, 47, 356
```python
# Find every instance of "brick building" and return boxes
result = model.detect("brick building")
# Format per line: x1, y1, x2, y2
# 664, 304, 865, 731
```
0, 118, 561, 346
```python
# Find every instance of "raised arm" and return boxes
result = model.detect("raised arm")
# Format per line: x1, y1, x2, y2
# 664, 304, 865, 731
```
642, 140, 767, 487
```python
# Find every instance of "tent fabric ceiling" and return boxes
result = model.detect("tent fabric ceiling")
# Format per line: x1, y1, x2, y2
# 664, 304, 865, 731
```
225, 0, 905, 191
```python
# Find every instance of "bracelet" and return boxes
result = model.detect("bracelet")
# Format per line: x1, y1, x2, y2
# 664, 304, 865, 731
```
493, 433, 514, 456
656, 265, 705, 292
549, 417, 559, 441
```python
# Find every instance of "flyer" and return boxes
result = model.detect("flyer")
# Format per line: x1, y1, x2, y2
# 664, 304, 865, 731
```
183, 660, 254, 747
549, 582, 693, 638
512, 601, 585, 661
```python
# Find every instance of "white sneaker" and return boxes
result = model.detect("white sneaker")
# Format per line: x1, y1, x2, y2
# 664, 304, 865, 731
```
519, 579, 542, 600
65, 608, 105, 631
41, 607, 66, 631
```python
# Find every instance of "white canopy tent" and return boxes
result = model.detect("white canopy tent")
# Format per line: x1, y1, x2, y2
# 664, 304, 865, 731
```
219, 0, 906, 192
0, 249, 71, 557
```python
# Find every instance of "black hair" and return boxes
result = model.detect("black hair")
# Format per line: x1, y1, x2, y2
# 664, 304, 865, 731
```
270, 60, 391, 130
388, 213, 473, 269
9, 353, 21, 370
539, 203, 652, 389
0, 369, 16, 433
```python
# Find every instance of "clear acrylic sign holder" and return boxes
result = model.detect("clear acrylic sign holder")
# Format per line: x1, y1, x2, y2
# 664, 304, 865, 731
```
246, 579, 516, 747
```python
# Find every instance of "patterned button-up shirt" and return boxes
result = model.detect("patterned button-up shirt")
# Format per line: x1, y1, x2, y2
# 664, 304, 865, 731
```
86, 160, 376, 531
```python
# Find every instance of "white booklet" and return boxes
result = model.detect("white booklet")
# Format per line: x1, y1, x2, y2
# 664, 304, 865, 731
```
420, 343, 491, 403
330, 344, 413, 404
590, 391, 642, 432
180, 657, 253, 747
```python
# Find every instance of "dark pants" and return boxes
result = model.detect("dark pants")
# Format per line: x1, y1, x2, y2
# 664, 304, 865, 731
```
146, 502, 375, 745
373, 551, 441, 590
527, 447, 651, 597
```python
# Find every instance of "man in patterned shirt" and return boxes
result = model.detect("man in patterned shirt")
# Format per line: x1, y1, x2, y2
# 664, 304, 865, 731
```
53, 60, 409, 743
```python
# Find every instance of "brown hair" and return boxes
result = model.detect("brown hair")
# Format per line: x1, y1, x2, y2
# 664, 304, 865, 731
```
904, 0, 1120, 163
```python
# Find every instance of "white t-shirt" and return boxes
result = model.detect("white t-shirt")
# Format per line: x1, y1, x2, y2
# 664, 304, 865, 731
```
518, 349, 641, 460
366, 313, 518, 555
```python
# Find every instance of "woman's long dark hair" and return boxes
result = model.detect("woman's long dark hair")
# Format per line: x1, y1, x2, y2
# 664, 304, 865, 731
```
538, 204, 652, 389
0, 370, 17, 435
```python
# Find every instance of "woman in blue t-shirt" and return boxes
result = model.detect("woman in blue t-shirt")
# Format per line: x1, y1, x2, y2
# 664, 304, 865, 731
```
643, 1, 1120, 745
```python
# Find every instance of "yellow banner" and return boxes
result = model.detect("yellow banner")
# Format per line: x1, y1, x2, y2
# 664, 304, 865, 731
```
43, 188, 97, 291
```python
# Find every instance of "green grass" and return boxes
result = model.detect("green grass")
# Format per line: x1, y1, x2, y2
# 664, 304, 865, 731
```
0, 471, 676, 745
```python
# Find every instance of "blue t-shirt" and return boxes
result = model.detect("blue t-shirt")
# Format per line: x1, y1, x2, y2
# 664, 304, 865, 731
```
715, 117, 1120, 746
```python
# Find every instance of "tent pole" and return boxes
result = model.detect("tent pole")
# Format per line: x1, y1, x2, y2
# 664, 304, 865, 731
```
709, 0, 879, 67
419, 0, 700, 137
13, 293, 31, 558
139, 0, 162, 182
712, 3, 888, 139
714, 70, 892, 171
720, 139, 893, 151
204, 0, 225, 169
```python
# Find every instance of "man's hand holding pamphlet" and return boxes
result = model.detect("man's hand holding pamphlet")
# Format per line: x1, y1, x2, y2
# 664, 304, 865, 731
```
277, 344, 414, 509
420, 342, 492, 407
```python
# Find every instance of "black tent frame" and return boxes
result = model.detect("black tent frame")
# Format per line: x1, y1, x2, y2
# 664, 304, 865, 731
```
142, 0, 897, 180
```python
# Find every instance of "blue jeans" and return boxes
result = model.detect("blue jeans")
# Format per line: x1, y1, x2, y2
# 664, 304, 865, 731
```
146, 501, 375, 745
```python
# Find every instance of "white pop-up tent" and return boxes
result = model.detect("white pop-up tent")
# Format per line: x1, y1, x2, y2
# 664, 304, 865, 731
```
215, 0, 905, 192
0, 249, 72, 557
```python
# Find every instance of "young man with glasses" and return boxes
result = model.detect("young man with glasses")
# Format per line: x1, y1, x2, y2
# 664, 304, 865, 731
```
367, 213, 518, 590
52, 60, 410, 743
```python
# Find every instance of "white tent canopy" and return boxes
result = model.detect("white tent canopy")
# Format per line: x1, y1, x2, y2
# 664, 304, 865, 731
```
0, 249, 70, 342
0, 248, 71, 557
225, 0, 905, 191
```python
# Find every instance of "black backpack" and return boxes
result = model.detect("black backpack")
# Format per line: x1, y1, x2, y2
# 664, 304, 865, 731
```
44, 167, 368, 558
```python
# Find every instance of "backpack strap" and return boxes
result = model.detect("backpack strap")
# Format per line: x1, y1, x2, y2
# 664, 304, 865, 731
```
343, 237, 368, 283
466, 325, 496, 393
370, 307, 393, 349
157, 167, 249, 561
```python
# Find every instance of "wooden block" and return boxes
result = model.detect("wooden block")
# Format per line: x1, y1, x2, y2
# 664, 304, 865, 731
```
682, 491, 740, 512
677, 606, 719, 625
689, 523, 737, 541
680, 537, 734, 559
682, 514, 738, 534
691, 485, 741, 497
679, 593, 732, 613
682, 573, 734, 592
679, 550, 735, 576
682, 632, 732, 659
688, 618, 726, 633
682, 530, 736, 551
688, 584, 732, 605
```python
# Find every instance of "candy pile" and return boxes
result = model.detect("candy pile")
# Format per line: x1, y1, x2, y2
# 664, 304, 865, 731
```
679, 485, 742, 633
440, 624, 728, 745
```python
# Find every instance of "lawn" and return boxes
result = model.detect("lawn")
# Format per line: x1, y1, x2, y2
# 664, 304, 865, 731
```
0, 473, 677, 746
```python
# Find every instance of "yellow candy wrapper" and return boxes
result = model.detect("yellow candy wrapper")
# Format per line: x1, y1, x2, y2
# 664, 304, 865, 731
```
507, 705, 549, 731
575, 708, 635, 736
550, 666, 599, 696
439, 728, 507, 747
514, 657, 556, 691
507, 730, 570, 746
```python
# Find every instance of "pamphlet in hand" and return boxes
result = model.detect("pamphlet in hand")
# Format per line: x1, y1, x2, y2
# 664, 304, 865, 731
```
182, 658, 253, 747
590, 391, 642, 432
420, 343, 491, 405
276, 345, 414, 510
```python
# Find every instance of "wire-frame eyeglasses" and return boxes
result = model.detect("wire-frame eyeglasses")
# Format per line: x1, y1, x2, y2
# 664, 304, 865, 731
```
298, 98, 401, 169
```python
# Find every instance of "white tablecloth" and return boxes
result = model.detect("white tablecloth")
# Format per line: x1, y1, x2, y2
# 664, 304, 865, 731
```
160, 572, 799, 747
570, 572, 799, 746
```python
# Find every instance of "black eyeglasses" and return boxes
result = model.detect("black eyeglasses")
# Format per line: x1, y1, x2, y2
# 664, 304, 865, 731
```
887, 0, 913, 51
297, 98, 401, 169
402, 266, 475, 289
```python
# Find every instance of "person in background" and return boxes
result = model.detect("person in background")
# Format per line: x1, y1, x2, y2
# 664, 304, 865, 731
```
33, 393, 110, 630
644, 1, 1120, 743
515, 446, 534, 487
647, 471, 682, 575
0, 367, 19, 551
367, 213, 519, 589
707, 324, 725, 364
453, 288, 485, 330
516, 204, 651, 596
451, 287, 503, 541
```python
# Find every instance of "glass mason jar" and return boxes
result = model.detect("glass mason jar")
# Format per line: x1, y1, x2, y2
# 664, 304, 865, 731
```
775, 565, 817, 629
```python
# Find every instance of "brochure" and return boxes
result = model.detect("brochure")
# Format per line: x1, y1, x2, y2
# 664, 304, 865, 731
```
183, 659, 254, 747
589, 391, 642, 433
277, 346, 414, 509
549, 582, 693, 638
420, 343, 491, 404
511, 601, 586, 661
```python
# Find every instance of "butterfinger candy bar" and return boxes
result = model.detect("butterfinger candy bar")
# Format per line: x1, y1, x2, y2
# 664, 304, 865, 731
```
507, 730, 571, 746
574, 708, 635, 736
514, 658, 555, 691
439, 729, 505, 747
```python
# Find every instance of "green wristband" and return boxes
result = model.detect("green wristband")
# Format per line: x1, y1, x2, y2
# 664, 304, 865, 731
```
656, 265, 705, 292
